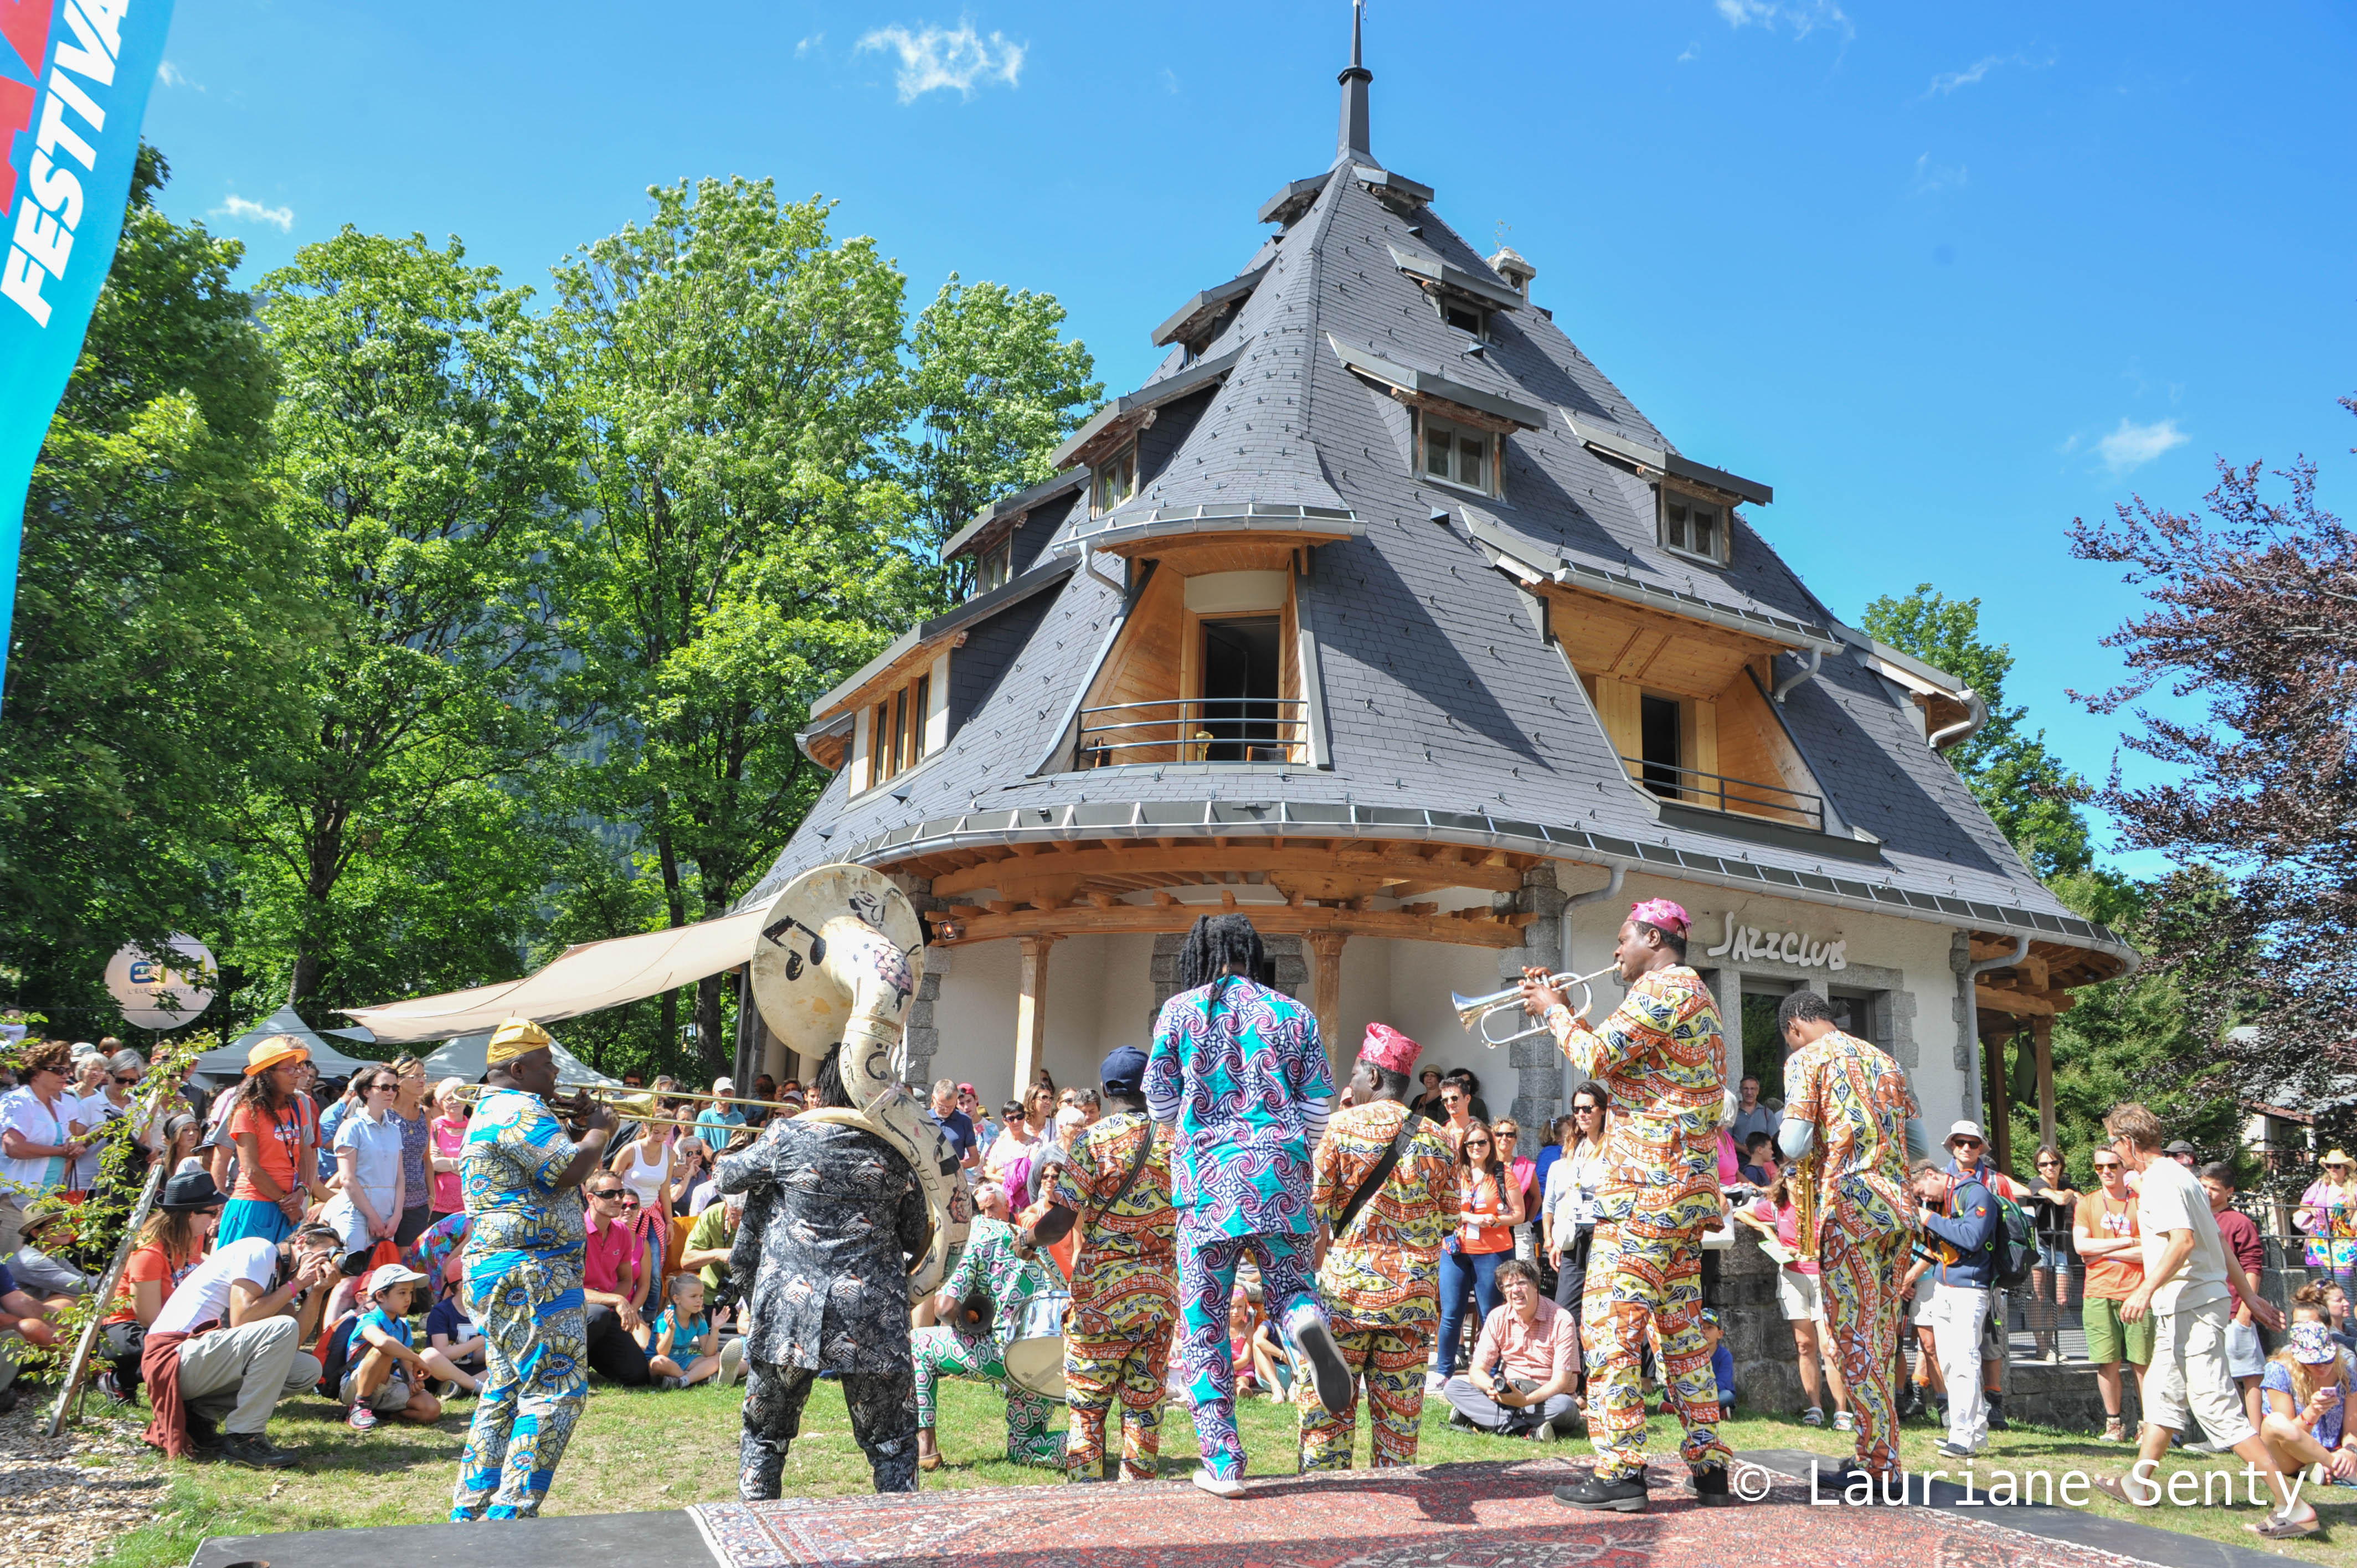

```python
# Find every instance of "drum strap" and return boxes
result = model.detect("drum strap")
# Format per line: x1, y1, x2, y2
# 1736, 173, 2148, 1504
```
1336, 1111, 1425, 1239
1088, 1120, 1158, 1232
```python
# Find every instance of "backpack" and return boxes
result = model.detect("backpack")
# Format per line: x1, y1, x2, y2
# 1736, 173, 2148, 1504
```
1989, 1188, 2037, 1289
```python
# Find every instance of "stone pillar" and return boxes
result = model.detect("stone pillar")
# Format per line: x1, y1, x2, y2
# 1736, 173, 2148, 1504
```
894, 873, 947, 1089
1950, 930, 1982, 1123
1498, 864, 1567, 1134
1309, 932, 1349, 1091
1015, 935, 1058, 1094
2032, 1014, 2057, 1155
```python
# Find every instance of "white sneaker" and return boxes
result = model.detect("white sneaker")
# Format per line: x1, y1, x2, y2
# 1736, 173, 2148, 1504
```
1833, 1411, 1855, 1433
1191, 1467, 1246, 1499
1427, 1370, 1447, 1392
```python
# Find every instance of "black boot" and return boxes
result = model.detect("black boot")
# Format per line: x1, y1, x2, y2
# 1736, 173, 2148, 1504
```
1554, 1472, 1650, 1513
1987, 1392, 2008, 1431
1691, 1464, 1736, 1507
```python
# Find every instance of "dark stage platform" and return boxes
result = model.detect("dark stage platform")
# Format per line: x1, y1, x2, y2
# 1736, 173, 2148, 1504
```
186, 1450, 2293, 1568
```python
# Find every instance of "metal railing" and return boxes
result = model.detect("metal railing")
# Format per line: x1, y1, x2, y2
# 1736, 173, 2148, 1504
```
1617, 755, 1824, 832
1078, 698, 1309, 766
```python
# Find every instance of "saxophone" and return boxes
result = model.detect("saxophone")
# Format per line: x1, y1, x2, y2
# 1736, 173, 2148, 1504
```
749, 864, 972, 1299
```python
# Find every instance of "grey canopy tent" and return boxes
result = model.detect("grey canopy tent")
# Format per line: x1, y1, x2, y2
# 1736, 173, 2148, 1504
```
420, 1029, 619, 1089
190, 1005, 380, 1087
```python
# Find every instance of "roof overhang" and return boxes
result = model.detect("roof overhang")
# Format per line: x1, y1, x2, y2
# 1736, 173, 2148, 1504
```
1387, 244, 1524, 313
808, 554, 1079, 725
940, 467, 1087, 563
1353, 164, 1434, 215
1562, 410, 1773, 507
1060, 501, 1362, 560
1327, 336, 1548, 430
1258, 176, 1326, 227
796, 709, 856, 771
1468, 511, 1843, 656
1049, 344, 1246, 471
1151, 264, 1270, 349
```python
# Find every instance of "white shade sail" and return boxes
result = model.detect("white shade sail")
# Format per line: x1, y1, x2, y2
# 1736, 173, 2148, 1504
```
341, 909, 767, 1045
421, 1029, 620, 1089
191, 1004, 383, 1082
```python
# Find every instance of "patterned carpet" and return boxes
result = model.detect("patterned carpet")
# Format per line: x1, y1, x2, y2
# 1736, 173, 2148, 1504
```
688, 1457, 2169, 1568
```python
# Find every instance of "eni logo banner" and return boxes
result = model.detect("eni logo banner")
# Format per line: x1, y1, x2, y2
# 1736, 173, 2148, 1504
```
0, 0, 173, 703
1702, 909, 1849, 972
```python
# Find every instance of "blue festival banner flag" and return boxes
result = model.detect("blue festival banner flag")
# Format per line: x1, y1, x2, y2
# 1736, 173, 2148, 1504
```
0, 0, 174, 705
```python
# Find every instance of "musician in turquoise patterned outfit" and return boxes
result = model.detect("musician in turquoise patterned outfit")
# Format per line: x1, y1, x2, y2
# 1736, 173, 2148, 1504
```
450, 1020, 616, 1521
1143, 914, 1352, 1499
911, 1193, 1064, 1469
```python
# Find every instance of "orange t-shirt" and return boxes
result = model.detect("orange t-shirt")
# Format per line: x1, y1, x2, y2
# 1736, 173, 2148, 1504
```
228, 1097, 316, 1202
1459, 1168, 1515, 1255
2076, 1189, 2143, 1301
105, 1241, 200, 1325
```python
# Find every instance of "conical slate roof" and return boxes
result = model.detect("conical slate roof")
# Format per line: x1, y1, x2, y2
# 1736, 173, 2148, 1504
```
748, 22, 2129, 971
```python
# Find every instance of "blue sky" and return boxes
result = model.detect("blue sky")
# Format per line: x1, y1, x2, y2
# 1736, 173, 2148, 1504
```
141, 2, 2356, 876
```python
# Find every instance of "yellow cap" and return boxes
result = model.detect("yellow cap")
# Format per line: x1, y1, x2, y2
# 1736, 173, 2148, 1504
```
486, 1017, 553, 1067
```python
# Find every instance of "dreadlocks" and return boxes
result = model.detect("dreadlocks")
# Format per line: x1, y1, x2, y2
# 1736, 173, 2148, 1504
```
1177, 913, 1265, 995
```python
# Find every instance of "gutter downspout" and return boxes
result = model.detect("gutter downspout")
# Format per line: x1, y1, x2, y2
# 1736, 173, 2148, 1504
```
1929, 689, 1989, 750
1772, 647, 1823, 705
1557, 864, 1627, 1110
1953, 932, 2029, 1123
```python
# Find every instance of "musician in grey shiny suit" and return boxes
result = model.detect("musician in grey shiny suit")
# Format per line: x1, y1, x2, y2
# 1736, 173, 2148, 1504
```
716, 1045, 928, 1497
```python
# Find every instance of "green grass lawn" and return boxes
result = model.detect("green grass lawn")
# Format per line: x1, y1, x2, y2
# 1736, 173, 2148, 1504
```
88, 1378, 2357, 1568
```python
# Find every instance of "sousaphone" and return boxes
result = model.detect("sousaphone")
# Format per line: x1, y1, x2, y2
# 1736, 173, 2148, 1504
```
749, 863, 972, 1298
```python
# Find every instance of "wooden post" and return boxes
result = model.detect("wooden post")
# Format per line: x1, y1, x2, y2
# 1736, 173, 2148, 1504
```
2032, 1014, 2057, 1157
1983, 1020, 2011, 1173
1309, 932, 1348, 1091
1014, 935, 1058, 1097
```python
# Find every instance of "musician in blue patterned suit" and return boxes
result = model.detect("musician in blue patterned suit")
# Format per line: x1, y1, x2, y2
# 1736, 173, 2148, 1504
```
1143, 914, 1351, 1498
717, 1044, 929, 1499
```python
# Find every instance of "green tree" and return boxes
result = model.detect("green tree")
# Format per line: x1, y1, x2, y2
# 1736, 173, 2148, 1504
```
0, 147, 300, 1034
897, 275, 1100, 597
553, 178, 923, 1067
233, 228, 585, 1014
1861, 585, 2097, 881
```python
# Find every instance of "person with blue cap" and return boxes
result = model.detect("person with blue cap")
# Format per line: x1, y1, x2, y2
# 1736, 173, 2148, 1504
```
1025, 1043, 1177, 1482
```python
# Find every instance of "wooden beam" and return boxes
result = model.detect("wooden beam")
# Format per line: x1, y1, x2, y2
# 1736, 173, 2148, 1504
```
1975, 985, 2073, 1017
1309, 932, 1348, 1095
936, 902, 1530, 950
2032, 1014, 2057, 1154
929, 843, 1529, 898
1013, 935, 1057, 1098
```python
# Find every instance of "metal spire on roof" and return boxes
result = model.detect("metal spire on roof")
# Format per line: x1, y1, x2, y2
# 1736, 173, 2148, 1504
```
1337, 0, 1373, 163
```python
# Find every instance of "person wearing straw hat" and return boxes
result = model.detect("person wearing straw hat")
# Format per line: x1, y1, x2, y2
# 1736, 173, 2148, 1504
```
217, 1036, 330, 1247
449, 1017, 617, 1521
1298, 1023, 1457, 1473
1519, 896, 1732, 1513
2296, 1149, 2357, 1308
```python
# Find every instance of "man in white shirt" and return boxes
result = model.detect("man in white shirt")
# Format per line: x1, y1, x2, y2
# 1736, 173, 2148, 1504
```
2094, 1102, 2294, 1526
145, 1221, 340, 1468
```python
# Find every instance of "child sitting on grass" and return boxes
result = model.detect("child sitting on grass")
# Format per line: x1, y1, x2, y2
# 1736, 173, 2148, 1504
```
341, 1264, 444, 1430
424, 1278, 487, 1397
644, 1273, 742, 1389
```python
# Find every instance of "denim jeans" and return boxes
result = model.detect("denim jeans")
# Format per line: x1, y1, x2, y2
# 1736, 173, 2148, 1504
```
1435, 1246, 1506, 1376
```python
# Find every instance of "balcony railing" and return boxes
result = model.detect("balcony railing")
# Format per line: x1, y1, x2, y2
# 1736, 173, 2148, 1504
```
1618, 755, 1824, 833
1078, 698, 1308, 767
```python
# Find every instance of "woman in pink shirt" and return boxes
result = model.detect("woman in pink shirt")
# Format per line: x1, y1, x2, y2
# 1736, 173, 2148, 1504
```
426, 1079, 469, 1219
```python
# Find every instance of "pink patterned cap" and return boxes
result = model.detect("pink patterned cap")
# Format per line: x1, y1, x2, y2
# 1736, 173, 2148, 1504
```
1359, 1023, 1422, 1074
1629, 898, 1691, 936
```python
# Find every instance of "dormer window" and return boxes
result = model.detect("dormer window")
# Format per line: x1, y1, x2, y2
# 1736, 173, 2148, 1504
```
1421, 411, 1495, 496
1091, 441, 1138, 517
868, 673, 932, 788
975, 539, 1012, 595
1437, 298, 1487, 338
1660, 488, 1726, 564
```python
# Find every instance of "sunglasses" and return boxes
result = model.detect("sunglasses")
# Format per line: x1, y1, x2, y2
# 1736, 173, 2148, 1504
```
113, 1073, 141, 1085
366, 1083, 398, 1094
1464, 1139, 1493, 1149
1952, 1139, 1984, 1149
590, 1189, 624, 1201
2093, 1161, 2122, 1171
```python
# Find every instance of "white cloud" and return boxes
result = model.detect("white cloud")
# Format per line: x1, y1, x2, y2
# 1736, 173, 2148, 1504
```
1713, 0, 1852, 42
210, 195, 294, 232
156, 60, 198, 89
2096, 417, 2188, 475
856, 19, 1026, 103
1910, 152, 1967, 194
1923, 50, 2055, 98
1677, 42, 1701, 63
795, 33, 822, 56
1160, 66, 1180, 95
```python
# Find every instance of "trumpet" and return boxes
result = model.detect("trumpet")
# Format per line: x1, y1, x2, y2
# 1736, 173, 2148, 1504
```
1452, 963, 1622, 1046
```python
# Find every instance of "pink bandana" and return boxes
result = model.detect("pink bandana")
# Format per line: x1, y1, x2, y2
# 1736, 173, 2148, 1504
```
1359, 1023, 1422, 1074
1629, 898, 1691, 936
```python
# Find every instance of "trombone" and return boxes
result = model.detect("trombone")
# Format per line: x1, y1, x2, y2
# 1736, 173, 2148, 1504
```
1452, 964, 1621, 1047
447, 1081, 783, 1125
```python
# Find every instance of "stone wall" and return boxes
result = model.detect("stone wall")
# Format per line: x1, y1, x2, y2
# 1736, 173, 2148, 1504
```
1495, 864, 1567, 1134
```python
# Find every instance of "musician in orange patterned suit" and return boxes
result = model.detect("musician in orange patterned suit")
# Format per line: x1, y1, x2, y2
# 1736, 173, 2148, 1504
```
1028, 1046, 1177, 1483
1520, 898, 1731, 1514
1299, 1024, 1457, 1472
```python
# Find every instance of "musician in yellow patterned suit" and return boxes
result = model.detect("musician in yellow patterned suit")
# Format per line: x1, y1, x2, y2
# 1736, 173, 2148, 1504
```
1030, 1045, 1177, 1483
1299, 1023, 1457, 1472
1521, 898, 1731, 1514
